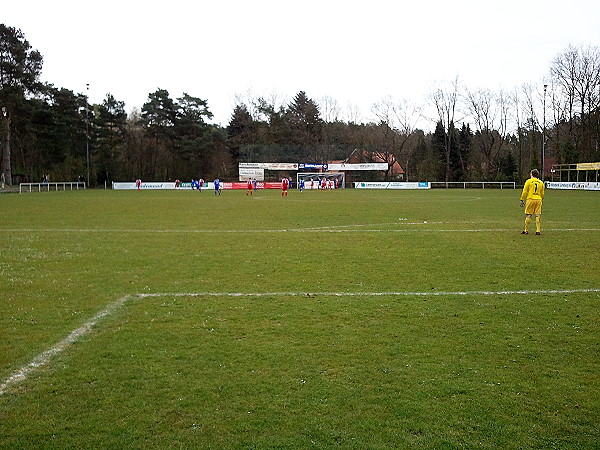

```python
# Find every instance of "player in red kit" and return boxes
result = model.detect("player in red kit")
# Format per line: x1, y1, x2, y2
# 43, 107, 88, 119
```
281, 177, 289, 197
247, 178, 253, 195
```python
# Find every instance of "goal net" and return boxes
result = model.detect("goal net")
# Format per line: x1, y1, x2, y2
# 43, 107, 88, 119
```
297, 172, 345, 189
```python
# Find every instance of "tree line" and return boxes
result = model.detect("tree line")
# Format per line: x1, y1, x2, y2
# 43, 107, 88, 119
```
2, 24, 599, 187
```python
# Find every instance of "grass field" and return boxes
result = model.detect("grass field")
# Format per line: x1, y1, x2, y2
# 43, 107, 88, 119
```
1, 187, 599, 449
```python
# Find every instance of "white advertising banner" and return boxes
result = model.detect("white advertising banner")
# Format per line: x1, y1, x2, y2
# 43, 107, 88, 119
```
240, 162, 390, 171
239, 163, 298, 170
112, 182, 176, 190
328, 163, 388, 171
546, 181, 600, 191
354, 182, 431, 190
265, 163, 298, 170
239, 168, 265, 181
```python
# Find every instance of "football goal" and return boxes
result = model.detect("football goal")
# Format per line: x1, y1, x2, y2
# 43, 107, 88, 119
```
20, 182, 87, 193
297, 172, 345, 189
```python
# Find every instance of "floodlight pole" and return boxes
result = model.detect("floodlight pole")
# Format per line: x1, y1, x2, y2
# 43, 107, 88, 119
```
86, 83, 90, 187
542, 84, 547, 181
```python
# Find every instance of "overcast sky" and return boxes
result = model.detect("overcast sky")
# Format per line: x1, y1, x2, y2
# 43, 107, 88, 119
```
4, 0, 600, 130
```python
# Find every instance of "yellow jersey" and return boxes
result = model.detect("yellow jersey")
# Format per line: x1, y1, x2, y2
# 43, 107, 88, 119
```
520, 177, 544, 201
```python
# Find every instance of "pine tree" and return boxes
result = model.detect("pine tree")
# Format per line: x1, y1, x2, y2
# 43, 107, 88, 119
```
432, 121, 447, 181
286, 91, 323, 160
227, 104, 255, 161
0, 25, 43, 185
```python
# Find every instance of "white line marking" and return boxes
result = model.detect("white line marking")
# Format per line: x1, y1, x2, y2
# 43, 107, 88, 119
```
2, 227, 600, 234
2, 287, 599, 396
0, 295, 131, 396
139, 288, 600, 298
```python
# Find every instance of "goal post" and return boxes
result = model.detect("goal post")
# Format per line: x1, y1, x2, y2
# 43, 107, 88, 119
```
297, 172, 345, 189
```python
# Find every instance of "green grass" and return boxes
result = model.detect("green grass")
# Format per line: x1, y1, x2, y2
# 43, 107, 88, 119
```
1, 188, 599, 448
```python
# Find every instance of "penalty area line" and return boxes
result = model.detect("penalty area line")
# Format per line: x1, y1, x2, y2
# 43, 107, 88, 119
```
139, 288, 600, 298
2, 287, 599, 396
0, 295, 132, 397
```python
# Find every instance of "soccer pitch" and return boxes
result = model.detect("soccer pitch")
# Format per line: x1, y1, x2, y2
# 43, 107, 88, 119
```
1, 188, 599, 448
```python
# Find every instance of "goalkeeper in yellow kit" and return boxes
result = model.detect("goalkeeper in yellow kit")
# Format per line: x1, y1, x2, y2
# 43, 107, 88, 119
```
520, 169, 545, 235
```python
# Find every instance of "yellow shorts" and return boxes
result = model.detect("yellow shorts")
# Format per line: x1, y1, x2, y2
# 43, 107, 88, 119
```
525, 199, 542, 215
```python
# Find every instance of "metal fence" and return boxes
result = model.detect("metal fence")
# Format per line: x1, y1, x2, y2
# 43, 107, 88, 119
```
19, 182, 87, 193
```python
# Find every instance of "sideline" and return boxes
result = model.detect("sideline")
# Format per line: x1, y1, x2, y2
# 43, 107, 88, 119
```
2, 288, 600, 396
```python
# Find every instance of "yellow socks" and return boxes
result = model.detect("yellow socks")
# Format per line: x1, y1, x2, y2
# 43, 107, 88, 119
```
524, 217, 531, 232
535, 216, 541, 233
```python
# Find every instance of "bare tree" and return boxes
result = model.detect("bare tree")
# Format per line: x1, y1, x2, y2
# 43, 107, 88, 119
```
371, 96, 422, 180
345, 102, 363, 124
464, 87, 511, 180
233, 89, 260, 121
574, 46, 600, 154
429, 77, 460, 182
511, 87, 526, 178
513, 83, 555, 175
392, 100, 422, 182
551, 44, 578, 132
548, 81, 567, 147
233, 89, 287, 123
574, 46, 600, 121
318, 96, 341, 123
550, 44, 600, 160
371, 98, 398, 180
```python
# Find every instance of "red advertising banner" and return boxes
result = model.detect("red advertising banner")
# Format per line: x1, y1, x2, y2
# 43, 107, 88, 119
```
220, 182, 283, 190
